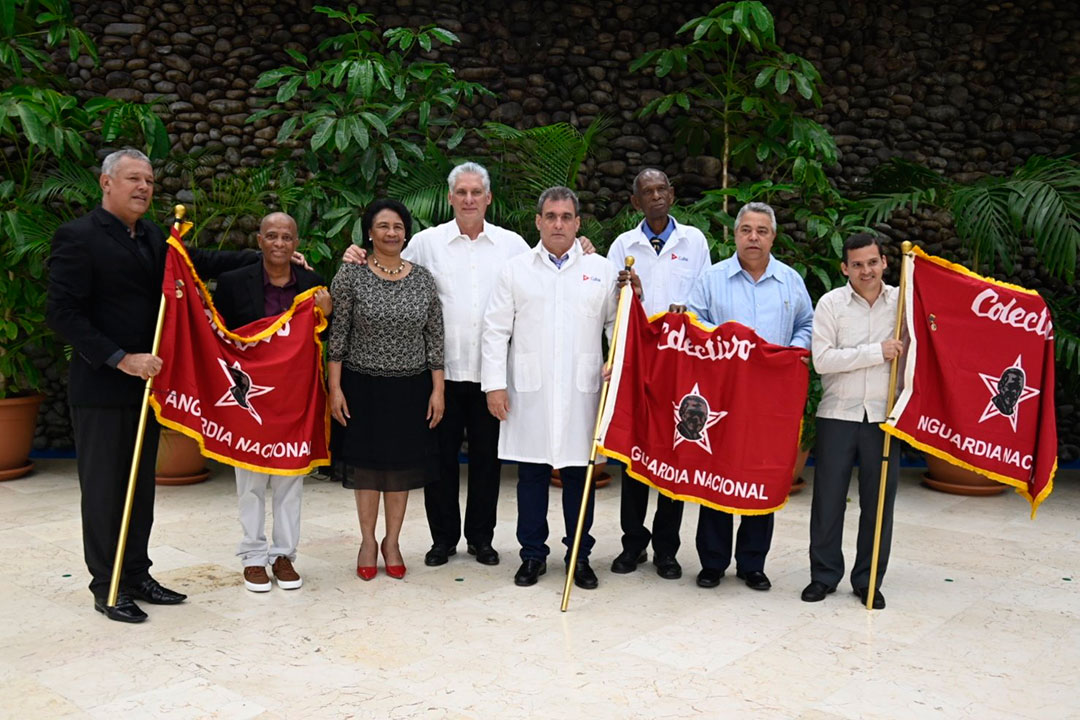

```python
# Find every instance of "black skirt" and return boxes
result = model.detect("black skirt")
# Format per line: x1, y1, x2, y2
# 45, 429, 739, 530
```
330, 368, 437, 492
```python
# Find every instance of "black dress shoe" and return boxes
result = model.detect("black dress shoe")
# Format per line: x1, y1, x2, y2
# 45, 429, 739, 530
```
467, 544, 500, 566
424, 545, 457, 566
736, 570, 772, 591
696, 568, 722, 588
514, 558, 547, 586
800, 580, 836, 602
653, 555, 682, 580
94, 593, 147, 623
125, 577, 186, 605
572, 561, 599, 590
610, 549, 647, 574
854, 586, 886, 609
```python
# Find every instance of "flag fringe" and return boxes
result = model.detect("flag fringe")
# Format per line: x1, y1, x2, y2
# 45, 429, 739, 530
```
597, 444, 792, 516
910, 245, 1044, 297
880, 423, 1056, 519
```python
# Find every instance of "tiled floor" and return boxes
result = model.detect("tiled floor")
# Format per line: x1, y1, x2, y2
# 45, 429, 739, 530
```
2, 459, 1078, 719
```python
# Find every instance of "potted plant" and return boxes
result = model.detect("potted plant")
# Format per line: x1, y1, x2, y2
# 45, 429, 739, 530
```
155, 428, 209, 486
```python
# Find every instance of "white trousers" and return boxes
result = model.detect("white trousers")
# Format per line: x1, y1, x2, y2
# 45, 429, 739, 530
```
235, 467, 303, 567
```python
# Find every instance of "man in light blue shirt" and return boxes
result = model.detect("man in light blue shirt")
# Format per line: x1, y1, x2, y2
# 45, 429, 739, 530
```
680, 201, 813, 592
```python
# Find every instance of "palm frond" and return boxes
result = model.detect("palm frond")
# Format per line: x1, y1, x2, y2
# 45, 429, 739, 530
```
1005, 156, 1080, 282
1045, 293, 1080, 373
26, 160, 98, 207
951, 181, 1015, 271
867, 157, 950, 194
386, 143, 453, 229
855, 189, 941, 227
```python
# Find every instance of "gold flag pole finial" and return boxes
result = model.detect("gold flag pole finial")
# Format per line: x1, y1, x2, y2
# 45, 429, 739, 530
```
865, 240, 912, 610
174, 204, 186, 221
561, 255, 636, 612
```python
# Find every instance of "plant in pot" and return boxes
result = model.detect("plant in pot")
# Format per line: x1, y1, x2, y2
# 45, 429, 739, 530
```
0, 0, 168, 479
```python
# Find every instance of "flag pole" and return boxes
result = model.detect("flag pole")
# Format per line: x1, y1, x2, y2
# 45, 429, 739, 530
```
865, 240, 912, 611
106, 205, 187, 608
561, 256, 636, 612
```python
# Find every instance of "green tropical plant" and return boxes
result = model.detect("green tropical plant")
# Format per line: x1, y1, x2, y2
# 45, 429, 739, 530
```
859, 156, 1080, 282
0, 0, 167, 397
631, 0, 838, 241
248, 5, 492, 267
855, 154, 1080, 374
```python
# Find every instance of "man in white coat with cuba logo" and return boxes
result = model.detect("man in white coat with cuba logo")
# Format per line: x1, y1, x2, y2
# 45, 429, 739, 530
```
482, 186, 618, 591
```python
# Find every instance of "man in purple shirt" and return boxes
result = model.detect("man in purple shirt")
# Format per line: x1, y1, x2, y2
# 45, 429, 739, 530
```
213, 212, 332, 593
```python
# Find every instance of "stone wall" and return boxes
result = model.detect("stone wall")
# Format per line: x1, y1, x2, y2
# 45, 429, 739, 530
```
34, 0, 1080, 458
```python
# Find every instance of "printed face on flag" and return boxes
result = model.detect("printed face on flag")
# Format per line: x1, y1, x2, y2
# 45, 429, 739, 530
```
978, 355, 1040, 431
672, 383, 727, 454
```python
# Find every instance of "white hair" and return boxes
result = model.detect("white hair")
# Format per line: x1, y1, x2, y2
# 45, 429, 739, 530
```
447, 162, 491, 193
101, 148, 151, 176
734, 201, 777, 233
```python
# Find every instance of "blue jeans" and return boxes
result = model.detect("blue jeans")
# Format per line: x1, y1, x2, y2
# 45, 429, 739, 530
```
516, 462, 595, 564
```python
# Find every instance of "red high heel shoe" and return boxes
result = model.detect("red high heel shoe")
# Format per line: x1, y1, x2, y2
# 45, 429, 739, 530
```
381, 540, 406, 579
356, 547, 376, 581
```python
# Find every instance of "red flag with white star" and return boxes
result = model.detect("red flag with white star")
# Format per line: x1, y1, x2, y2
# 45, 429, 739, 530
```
149, 231, 330, 475
598, 295, 810, 515
883, 247, 1057, 515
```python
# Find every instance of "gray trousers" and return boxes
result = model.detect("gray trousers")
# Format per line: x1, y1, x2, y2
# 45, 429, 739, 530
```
809, 417, 899, 590
235, 467, 304, 567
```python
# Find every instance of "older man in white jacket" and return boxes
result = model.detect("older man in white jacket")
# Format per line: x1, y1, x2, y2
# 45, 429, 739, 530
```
482, 186, 618, 590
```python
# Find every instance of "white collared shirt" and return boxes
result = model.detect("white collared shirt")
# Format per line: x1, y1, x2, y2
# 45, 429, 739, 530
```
812, 282, 899, 423
404, 219, 530, 382
606, 217, 711, 316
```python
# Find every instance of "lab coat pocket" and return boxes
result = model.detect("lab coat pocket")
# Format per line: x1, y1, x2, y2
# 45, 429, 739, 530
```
512, 352, 542, 392
575, 353, 602, 393
576, 287, 603, 317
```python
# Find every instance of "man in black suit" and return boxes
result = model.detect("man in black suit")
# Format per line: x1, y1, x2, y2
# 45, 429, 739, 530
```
47, 148, 263, 623
213, 212, 331, 594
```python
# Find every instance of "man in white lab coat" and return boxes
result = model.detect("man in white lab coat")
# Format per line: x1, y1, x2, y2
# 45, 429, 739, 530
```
482, 186, 618, 590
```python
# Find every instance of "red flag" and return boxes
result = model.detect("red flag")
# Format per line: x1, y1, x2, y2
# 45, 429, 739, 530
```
883, 247, 1057, 516
598, 295, 810, 515
149, 229, 330, 475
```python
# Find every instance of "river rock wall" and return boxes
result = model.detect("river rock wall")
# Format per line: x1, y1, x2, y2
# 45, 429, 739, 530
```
34, 0, 1080, 459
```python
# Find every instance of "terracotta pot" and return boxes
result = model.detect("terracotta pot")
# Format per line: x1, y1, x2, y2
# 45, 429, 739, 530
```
923, 454, 1006, 496
789, 447, 811, 495
155, 428, 209, 486
551, 459, 611, 489
0, 394, 43, 481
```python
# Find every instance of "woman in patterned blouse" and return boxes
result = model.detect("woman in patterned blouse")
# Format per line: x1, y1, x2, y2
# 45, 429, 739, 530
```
327, 199, 445, 580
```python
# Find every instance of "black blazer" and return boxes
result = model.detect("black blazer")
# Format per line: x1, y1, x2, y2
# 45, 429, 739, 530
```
213, 262, 326, 331
47, 206, 259, 407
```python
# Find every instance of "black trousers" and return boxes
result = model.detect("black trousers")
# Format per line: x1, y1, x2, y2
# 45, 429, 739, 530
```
810, 417, 899, 590
517, 463, 594, 563
695, 508, 774, 574
71, 406, 161, 598
619, 471, 684, 558
423, 381, 501, 548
